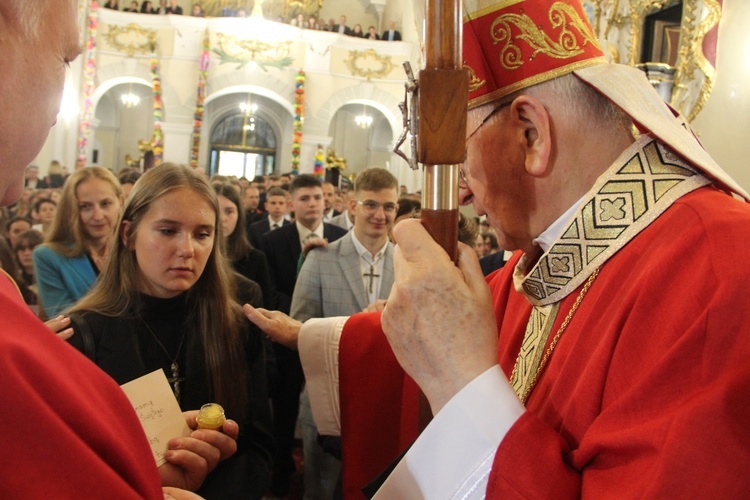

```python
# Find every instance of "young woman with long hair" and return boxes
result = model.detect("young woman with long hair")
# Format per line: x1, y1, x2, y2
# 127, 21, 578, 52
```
68, 164, 274, 498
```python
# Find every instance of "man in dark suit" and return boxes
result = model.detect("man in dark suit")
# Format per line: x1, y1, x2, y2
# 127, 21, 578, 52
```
164, 0, 182, 14
333, 15, 352, 36
321, 181, 341, 222
24, 165, 47, 189
382, 21, 402, 41
248, 186, 290, 248
260, 174, 347, 497
242, 185, 264, 227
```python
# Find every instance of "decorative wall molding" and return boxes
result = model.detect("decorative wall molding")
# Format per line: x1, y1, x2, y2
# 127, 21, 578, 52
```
103, 23, 158, 56
213, 33, 294, 71
344, 49, 395, 80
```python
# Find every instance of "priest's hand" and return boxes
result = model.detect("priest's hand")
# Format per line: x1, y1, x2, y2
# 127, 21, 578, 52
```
303, 236, 329, 257
158, 411, 239, 491
244, 304, 303, 350
363, 299, 387, 313
45, 315, 74, 340
382, 219, 498, 414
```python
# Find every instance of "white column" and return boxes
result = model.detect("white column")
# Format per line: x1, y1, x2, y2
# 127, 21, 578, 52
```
161, 122, 194, 166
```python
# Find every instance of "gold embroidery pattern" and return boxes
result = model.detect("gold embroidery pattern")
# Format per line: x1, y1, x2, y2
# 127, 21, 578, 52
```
516, 137, 711, 306
512, 268, 600, 403
489, 2, 601, 70
510, 302, 559, 398
466, 64, 486, 92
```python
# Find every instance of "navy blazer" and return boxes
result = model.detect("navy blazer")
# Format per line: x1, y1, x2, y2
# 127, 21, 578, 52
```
249, 218, 290, 250
260, 222, 347, 313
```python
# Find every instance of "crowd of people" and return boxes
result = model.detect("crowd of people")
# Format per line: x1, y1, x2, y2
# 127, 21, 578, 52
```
4, 0, 750, 498
101, 0, 404, 40
0, 156, 444, 498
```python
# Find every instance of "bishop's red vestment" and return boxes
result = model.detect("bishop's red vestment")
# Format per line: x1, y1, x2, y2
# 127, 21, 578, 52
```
0, 272, 163, 498
339, 186, 750, 498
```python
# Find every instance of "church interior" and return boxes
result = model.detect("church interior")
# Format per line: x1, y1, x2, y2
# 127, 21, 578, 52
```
34, 0, 750, 192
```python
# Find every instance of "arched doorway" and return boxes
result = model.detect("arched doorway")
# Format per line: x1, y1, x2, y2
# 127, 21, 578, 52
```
209, 103, 277, 178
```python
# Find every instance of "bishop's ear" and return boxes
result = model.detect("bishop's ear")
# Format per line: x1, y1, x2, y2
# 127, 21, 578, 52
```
510, 96, 552, 177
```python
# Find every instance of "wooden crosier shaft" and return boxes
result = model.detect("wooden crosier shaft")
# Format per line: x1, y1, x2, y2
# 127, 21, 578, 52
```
416, 0, 468, 428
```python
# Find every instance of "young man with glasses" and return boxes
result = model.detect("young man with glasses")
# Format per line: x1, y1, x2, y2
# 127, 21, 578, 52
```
288, 168, 398, 499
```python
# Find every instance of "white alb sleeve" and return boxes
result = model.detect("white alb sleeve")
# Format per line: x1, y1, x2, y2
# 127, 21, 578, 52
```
373, 365, 525, 499
297, 316, 348, 436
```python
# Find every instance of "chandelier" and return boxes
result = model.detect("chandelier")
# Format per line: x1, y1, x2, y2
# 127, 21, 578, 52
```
120, 83, 140, 108
355, 105, 372, 129
240, 102, 258, 115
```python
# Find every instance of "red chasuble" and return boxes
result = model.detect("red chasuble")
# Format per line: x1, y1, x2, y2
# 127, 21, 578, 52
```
338, 187, 750, 498
0, 273, 163, 498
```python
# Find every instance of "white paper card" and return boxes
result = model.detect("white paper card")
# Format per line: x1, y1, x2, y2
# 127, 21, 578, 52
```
120, 369, 191, 466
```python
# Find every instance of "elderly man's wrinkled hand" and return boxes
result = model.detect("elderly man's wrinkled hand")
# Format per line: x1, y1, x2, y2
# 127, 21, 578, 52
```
382, 219, 498, 414
243, 304, 303, 350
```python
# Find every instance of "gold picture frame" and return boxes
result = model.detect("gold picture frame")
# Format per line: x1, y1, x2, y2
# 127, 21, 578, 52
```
581, 0, 721, 121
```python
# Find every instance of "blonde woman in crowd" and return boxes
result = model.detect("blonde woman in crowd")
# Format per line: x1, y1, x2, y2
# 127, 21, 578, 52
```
33, 167, 123, 316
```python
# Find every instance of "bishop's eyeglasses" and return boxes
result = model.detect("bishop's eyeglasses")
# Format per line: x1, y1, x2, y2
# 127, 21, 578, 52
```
460, 99, 514, 190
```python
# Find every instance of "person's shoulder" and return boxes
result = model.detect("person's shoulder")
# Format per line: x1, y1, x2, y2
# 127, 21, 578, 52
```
248, 247, 268, 262
262, 222, 294, 243
233, 272, 263, 307
324, 222, 348, 240
249, 218, 267, 230
32, 244, 59, 261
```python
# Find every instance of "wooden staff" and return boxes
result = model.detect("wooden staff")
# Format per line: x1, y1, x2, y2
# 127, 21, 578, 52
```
419, 0, 468, 263
417, 0, 469, 427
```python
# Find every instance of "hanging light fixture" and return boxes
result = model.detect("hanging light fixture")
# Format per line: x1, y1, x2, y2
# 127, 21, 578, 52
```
120, 82, 140, 108
355, 104, 372, 129
240, 101, 258, 115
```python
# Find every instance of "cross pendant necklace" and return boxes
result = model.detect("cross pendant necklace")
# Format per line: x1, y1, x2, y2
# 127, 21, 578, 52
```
142, 319, 188, 403
363, 265, 380, 294
168, 361, 184, 402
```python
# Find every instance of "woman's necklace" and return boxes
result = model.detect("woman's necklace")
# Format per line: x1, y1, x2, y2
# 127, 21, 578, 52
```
141, 319, 188, 402
88, 243, 108, 271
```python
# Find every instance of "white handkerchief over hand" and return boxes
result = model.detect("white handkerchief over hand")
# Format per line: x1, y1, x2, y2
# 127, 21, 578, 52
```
120, 369, 191, 466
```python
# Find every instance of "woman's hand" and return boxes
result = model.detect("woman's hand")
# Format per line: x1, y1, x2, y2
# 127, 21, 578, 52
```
158, 410, 239, 491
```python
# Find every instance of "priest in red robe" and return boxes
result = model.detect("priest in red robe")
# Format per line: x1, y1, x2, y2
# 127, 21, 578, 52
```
244, 0, 750, 497
1, 1, 237, 496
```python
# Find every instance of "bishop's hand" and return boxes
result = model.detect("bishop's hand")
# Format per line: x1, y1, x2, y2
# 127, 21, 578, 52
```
381, 219, 498, 414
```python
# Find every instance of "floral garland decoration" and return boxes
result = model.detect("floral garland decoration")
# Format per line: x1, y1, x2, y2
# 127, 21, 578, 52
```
313, 144, 325, 180
191, 31, 210, 169
291, 70, 305, 175
77, 0, 99, 167
150, 46, 164, 164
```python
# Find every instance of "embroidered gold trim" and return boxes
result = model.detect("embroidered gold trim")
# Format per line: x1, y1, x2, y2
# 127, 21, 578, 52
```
466, 64, 486, 93
490, 2, 601, 70
510, 302, 560, 398
468, 56, 606, 110
511, 267, 600, 404
514, 136, 711, 307
465, 0, 526, 23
